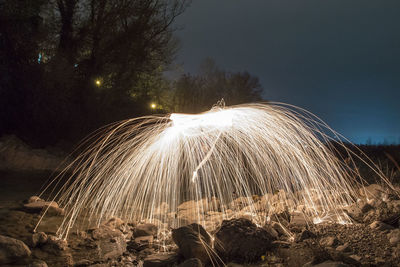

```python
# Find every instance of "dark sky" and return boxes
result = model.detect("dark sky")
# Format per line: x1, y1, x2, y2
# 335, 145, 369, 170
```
173, 0, 400, 144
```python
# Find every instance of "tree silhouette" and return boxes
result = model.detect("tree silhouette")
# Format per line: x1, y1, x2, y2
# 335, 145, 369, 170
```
171, 59, 264, 113
0, 0, 189, 145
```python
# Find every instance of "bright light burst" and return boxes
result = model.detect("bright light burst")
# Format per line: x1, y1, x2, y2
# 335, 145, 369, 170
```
37, 102, 390, 239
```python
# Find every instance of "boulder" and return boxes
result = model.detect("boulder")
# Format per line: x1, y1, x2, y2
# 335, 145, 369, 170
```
369, 221, 394, 231
134, 223, 158, 237
319, 236, 339, 247
32, 235, 73, 266
263, 224, 279, 239
0, 235, 31, 264
103, 217, 125, 230
296, 229, 317, 242
70, 225, 126, 263
359, 184, 384, 199
387, 229, 400, 246
28, 196, 42, 203
308, 261, 351, 267
271, 221, 287, 236
31, 232, 48, 247
344, 204, 363, 222
214, 218, 274, 263
23, 200, 64, 216
290, 211, 308, 225
178, 258, 203, 267
172, 223, 211, 264
360, 202, 373, 213
127, 235, 154, 251
143, 252, 179, 267
30, 260, 48, 267
336, 243, 351, 253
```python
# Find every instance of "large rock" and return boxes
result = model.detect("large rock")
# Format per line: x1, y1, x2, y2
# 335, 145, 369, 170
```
143, 252, 179, 267
0, 235, 31, 264
319, 236, 339, 247
214, 218, 274, 263
23, 198, 64, 216
308, 261, 351, 267
172, 223, 211, 264
134, 223, 158, 237
387, 229, 400, 246
178, 258, 203, 267
31, 232, 48, 247
344, 204, 363, 222
70, 225, 126, 263
369, 221, 394, 231
290, 211, 308, 225
32, 235, 73, 267
359, 184, 385, 199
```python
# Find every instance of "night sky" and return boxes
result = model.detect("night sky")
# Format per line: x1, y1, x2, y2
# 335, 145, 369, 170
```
173, 0, 400, 144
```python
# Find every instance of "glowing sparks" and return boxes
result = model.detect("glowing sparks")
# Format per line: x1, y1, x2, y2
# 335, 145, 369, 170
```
170, 108, 233, 134
36, 102, 392, 239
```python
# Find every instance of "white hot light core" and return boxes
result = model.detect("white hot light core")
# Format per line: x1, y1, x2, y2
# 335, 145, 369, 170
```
170, 108, 233, 134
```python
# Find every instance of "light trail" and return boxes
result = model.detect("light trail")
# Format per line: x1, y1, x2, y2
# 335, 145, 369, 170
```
35, 102, 392, 239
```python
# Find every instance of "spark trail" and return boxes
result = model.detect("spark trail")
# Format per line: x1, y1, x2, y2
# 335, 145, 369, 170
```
36, 102, 390, 239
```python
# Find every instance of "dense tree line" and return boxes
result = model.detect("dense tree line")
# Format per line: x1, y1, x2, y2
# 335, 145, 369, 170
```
0, 1, 263, 147
170, 59, 263, 113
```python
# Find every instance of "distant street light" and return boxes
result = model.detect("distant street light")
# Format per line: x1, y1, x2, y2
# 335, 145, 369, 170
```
150, 103, 157, 109
95, 79, 101, 86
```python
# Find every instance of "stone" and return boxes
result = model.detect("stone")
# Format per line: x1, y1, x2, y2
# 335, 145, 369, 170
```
28, 196, 43, 203
30, 260, 48, 267
230, 197, 253, 210
329, 250, 360, 266
296, 229, 316, 242
103, 217, 125, 229
309, 261, 351, 267
349, 255, 361, 262
31, 232, 48, 247
319, 236, 338, 247
23, 200, 64, 216
359, 184, 384, 199
290, 211, 308, 225
336, 243, 351, 253
134, 223, 158, 237
143, 252, 178, 267
129, 235, 154, 251
135, 235, 154, 244
387, 229, 400, 246
263, 224, 279, 239
70, 225, 126, 263
214, 218, 274, 263
344, 204, 363, 222
360, 202, 373, 213
74, 259, 93, 266
31, 235, 73, 266
172, 223, 211, 264
0, 235, 31, 264
226, 263, 245, 267
271, 221, 287, 236
369, 221, 394, 231
178, 258, 203, 267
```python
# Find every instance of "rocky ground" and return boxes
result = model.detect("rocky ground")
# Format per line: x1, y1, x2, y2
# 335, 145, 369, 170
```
0, 179, 400, 266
